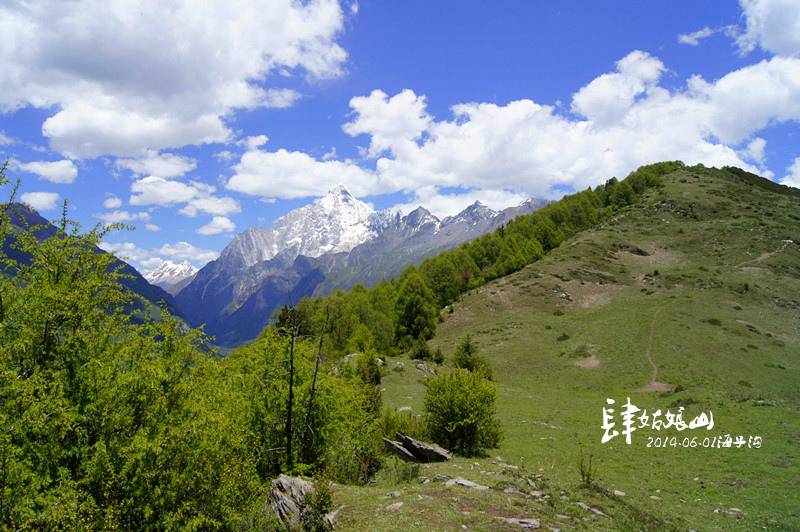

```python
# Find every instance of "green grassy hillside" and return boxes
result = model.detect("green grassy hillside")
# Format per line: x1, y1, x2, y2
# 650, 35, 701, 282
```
333, 165, 800, 531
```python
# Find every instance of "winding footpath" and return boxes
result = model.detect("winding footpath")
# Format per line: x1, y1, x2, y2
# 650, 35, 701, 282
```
634, 306, 670, 393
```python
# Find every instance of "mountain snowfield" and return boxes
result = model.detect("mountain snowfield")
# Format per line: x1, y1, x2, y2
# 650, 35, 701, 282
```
219, 184, 394, 269
143, 260, 199, 296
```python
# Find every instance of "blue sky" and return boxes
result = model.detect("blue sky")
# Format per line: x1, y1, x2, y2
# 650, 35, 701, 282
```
1, 0, 799, 272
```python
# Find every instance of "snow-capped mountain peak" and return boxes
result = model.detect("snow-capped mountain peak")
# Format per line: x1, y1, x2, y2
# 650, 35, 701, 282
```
144, 260, 199, 296
442, 201, 498, 226
219, 183, 390, 269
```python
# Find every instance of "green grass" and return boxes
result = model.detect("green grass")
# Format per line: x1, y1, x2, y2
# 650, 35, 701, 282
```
326, 167, 800, 531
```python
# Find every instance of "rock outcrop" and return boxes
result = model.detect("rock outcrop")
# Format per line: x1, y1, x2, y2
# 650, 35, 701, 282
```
382, 432, 453, 462
268, 474, 338, 529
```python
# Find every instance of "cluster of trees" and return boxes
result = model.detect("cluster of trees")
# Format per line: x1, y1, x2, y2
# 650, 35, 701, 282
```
0, 168, 379, 529
276, 161, 681, 358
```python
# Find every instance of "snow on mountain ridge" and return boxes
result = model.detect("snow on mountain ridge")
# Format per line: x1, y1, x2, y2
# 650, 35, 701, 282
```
144, 260, 198, 284
144, 260, 199, 295
220, 184, 389, 268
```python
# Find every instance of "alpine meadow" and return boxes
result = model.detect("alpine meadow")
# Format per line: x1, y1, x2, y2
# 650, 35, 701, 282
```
1, 1, 799, 530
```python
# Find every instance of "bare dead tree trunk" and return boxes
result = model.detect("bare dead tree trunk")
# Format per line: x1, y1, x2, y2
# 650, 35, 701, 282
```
285, 321, 298, 471
302, 306, 329, 461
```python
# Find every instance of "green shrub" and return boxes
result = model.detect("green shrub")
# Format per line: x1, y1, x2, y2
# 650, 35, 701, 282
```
410, 335, 433, 360
423, 369, 501, 456
323, 421, 382, 485
356, 353, 381, 386
299, 479, 334, 532
452, 334, 493, 379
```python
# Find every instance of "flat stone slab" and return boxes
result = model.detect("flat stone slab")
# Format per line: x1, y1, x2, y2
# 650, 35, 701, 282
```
445, 477, 489, 490
495, 516, 541, 529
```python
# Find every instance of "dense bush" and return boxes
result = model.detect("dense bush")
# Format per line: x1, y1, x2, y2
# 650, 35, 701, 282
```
0, 166, 382, 528
410, 334, 433, 360
452, 334, 492, 379
423, 369, 501, 456
0, 187, 259, 527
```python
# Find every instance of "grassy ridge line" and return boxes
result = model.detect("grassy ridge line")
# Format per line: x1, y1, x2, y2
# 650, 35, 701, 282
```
374, 164, 797, 530
271, 161, 684, 359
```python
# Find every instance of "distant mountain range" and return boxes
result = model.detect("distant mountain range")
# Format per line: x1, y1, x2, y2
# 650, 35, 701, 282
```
175, 185, 548, 347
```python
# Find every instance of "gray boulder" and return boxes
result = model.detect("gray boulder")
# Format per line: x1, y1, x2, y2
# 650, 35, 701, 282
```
268, 474, 337, 529
382, 432, 453, 463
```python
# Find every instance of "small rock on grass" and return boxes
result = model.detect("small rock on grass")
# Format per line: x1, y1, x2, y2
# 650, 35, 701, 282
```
495, 516, 541, 529
576, 502, 610, 518
445, 477, 489, 490
385, 502, 403, 511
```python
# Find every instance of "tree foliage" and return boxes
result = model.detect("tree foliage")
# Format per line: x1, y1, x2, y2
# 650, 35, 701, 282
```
423, 369, 501, 456
394, 267, 438, 347
452, 334, 492, 380
0, 165, 382, 528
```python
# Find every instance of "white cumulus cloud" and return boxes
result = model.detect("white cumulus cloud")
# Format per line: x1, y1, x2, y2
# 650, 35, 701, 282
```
781, 157, 800, 188
129, 176, 241, 218
228, 49, 800, 204
130, 176, 200, 206
343, 89, 432, 157
103, 196, 122, 209
330, 51, 800, 201
95, 210, 150, 225
678, 26, 716, 46
0, 0, 348, 158
99, 240, 219, 270
179, 196, 241, 218
737, 0, 800, 57
740, 137, 767, 165
116, 150, 197, 178
21, 191, 60, 211
197, 216, 236, 235
228, 145, 379, 199
571, 50, 665, 127
15, 159, 77, 184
